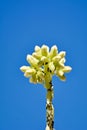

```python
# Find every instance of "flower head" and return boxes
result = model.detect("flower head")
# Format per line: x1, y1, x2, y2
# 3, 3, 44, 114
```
20, 45, 72, 84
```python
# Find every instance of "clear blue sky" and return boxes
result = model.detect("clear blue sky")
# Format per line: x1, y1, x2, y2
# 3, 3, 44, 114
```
1, 0, 87, 130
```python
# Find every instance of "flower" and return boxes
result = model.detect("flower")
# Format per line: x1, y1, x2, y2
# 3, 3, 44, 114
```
20, 45, 72, 85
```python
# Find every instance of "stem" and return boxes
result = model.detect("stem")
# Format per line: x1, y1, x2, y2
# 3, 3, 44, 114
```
45, 80, 54, 130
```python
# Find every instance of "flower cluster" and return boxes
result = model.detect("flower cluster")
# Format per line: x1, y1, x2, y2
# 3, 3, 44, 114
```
20, 45, 72, 84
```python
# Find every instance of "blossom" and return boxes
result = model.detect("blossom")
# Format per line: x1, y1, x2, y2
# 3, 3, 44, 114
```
20, 45, 72, 85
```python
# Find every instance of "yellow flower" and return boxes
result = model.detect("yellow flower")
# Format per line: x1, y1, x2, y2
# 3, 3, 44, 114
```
20, 45, 72, 85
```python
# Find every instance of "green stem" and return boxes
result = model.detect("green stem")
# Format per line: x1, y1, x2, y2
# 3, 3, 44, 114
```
45, 80, 54, 130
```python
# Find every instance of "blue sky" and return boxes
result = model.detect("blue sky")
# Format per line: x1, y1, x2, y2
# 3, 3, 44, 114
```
1, 0, 87, 130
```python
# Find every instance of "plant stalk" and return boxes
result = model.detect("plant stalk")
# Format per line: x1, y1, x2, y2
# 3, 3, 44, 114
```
45, 80, 54, 130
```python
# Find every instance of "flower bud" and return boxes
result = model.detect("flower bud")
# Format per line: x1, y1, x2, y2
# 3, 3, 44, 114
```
29, 75, 37, 84
59, 75, 66, 81
63, 66, 72, 73
36, 71, 44, 80
59, 58, 66, 67
58, 51, 66, 58
41, 45, 49, 56
41, 56, 48, 64
20, 66, 30, 72
57, 70, 64, 76
60, 58, 66, 63
32, 52, 41, 59
24, 68, 36, 77
49, 45, 58, 58
48, 62, 55, 72
26, 54, 39, 67
52, 55, 61, 66
34, 45, 41, 52
37, 78, 43, 84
